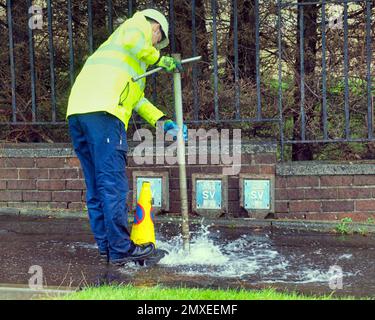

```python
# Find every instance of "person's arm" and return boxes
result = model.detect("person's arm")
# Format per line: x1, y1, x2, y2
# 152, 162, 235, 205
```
122, 17, 160, 65
133, 96, 166, 127
134, 97, 188, 141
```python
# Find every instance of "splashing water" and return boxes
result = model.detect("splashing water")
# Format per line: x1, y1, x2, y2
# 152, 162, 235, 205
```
158, 224, 230, 266
151, 223, 355, 284
71, 222, 355, 285
151, 223, 289, 280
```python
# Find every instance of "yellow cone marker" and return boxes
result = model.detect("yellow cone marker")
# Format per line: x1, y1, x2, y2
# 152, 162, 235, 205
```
130, 181, 156, 246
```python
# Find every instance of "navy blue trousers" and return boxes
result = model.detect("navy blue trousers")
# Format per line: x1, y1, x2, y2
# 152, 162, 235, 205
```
68, 112, 132, 260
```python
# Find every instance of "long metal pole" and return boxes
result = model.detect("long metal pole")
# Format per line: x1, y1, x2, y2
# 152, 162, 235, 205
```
132, 55, 202, 252
132, 56, 201, 82
172, 53, 190, 252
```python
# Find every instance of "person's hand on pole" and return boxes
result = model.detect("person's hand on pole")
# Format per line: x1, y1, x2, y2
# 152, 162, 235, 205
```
157, 56, 183, 73
163, 119, 188, 142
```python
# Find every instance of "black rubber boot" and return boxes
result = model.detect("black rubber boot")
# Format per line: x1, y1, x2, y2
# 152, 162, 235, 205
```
110, 243, 155, 266
135, 249, 169, 267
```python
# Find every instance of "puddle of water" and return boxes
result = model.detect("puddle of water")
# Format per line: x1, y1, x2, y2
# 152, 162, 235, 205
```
68, 242, 98, 251
2, 215, 374, 297
119, 223, 358, 286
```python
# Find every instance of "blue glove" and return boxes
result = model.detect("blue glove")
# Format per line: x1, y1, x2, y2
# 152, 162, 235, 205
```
164, 120, 188, 142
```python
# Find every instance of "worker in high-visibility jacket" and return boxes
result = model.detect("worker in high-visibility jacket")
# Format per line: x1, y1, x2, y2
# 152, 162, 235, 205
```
66, 9, 187, 266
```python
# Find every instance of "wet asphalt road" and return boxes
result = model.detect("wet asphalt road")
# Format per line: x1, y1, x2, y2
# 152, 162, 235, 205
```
1, 214, 375, 298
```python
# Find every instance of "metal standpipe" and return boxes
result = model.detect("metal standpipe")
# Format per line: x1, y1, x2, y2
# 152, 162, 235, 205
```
132, 55, 201, 252
172, 53, 190, 252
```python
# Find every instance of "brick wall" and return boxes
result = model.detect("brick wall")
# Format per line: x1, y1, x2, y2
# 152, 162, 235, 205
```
126, 151, 276, 215
0, 155, 85, 210
276, 164, 375, 221
0, 143, 275, 217
1, 144, 375, 221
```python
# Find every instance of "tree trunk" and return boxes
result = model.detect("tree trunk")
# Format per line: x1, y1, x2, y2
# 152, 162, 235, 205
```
92, 0, 108, 50
227, 0, 256, 82
12, 1, 30, 121
174, 0, 209, 75
292, 0, 318, 160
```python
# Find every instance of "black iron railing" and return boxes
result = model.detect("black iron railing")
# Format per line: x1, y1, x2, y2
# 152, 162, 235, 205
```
1, 0, 373, 160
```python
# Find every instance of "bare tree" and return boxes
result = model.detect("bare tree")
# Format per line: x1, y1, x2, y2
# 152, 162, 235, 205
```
292, 0, 319, 160
227, 0, 256, 81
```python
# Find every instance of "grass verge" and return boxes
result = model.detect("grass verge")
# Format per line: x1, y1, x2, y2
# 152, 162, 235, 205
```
61, 285, 355, 300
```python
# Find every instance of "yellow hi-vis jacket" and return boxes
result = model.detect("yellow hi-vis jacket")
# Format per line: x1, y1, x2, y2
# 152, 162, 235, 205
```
66, 12, 166, 129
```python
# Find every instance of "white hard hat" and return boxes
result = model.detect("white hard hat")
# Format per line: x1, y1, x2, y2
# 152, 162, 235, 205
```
141, 9, 169, 50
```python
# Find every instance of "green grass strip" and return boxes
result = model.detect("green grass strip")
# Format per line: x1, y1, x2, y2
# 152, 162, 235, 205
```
61, 284, 357, 300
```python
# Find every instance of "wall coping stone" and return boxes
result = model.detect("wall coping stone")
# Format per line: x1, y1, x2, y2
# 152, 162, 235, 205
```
2, 143, 375, 176
277, 161, 375, 176
0, 141, 277, 158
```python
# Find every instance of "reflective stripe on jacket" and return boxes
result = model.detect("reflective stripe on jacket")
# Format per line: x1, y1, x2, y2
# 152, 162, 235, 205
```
66, 12, 166, 129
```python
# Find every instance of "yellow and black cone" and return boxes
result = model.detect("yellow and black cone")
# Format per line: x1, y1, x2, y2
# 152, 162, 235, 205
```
130, 181, 156, 246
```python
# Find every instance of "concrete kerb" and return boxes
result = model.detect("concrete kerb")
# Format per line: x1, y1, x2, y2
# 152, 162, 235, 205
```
2, 207, 375, 234
0, 284, 73, 300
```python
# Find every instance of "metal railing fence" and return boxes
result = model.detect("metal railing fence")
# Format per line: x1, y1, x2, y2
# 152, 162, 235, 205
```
1, 0, 373, 160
